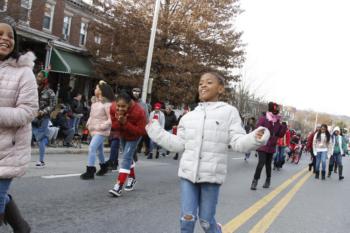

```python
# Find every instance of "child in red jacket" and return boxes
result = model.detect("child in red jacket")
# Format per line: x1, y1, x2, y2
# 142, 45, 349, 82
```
273, 124, 290, 170
108, 92, 147, 197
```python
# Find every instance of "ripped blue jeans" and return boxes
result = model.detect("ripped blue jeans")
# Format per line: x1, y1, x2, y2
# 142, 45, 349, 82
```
180, 178, 222, 233
0, 179, 12, 214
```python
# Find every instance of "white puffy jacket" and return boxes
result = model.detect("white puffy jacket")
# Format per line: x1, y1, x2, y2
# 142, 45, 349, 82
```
146, 102, 269, 184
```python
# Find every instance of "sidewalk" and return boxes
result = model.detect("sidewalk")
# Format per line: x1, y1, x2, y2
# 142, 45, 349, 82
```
31, 144, 111, 155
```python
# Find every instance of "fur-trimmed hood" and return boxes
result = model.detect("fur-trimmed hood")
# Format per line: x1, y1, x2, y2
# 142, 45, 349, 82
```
1, 52, 36, 69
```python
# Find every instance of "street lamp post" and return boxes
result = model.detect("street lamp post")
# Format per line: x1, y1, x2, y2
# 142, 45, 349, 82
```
141, 0, 161, 103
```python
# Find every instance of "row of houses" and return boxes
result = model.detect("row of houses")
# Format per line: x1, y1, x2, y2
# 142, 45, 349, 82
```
1, 0, 111, 102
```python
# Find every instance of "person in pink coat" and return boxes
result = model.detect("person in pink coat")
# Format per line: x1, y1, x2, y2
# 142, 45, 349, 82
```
80, 80, 115, 180
0, 16, 38, 232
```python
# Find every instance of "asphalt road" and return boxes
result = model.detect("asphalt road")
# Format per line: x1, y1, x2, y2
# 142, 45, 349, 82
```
2, 150, 350, 233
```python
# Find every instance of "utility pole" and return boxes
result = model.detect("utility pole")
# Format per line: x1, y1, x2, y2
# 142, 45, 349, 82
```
141, 0, 161, 103
314, 112, 318, 130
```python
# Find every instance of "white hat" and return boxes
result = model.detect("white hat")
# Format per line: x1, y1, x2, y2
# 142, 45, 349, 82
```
333, 126, 340, 133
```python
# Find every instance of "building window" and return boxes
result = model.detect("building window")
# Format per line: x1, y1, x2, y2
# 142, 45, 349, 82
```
43, 3, 54, 31
82, 0, 93, 5
94, 34, 101, 44
0, 0, 8, 12
62, 16, 71, 40
21, 0, 32, 9
79, 22, 88, 46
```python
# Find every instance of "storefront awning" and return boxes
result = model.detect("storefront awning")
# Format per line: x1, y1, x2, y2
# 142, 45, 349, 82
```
50, 48, 94, 77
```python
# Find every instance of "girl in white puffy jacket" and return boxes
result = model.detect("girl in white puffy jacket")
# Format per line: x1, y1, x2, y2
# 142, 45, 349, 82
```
146, 72, 270, 233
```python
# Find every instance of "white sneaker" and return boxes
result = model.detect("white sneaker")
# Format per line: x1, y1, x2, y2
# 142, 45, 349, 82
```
217, 223, 223, 233
35, 161, 45, 168
109, 184, 123, 197
124, 178, 136, 191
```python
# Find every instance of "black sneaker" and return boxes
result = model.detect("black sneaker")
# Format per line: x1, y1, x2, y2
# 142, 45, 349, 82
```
35, 161, 45, 168
109, 184, 123, 197
63, 143, 74, 147
124, 178, 136, 191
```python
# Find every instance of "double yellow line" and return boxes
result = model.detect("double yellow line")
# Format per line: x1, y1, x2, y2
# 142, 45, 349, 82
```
223, 167, 312, 233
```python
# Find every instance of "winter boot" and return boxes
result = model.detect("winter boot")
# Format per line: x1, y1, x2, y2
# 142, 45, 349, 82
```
109, 160, 118, 171
339, 165, 344, 180
328, 163, 333, 177
147, 153, 153, 159
263, 177, 271, 188
155, 150, 159, 159
96, 163, 109, 176
107, 160, 117, 170
133, 152, 138, 162
4, 195, 31, 233
327, 170, 332, 178
321, 171, 326, 180
0, 213, 4, 226
308, 163, 312, 172
173, 153, 179, 160
250, 179, 258, 190
315, 171, 319, 179
80, 166, 96, 180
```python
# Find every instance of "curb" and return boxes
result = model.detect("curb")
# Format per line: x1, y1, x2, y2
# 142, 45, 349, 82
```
31, 147, 111, 155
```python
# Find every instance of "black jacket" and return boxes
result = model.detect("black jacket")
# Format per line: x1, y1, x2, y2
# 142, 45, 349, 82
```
55, 112, 71, 130
164, 111, 177, 131
70, 98, 84, 114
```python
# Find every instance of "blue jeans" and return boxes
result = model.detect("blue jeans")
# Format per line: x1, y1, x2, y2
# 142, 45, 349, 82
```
32, 117, 50, 162
316, 151, 327, 172
109, 138, 120, 162
87, 135, 106, 166
120, 139, 139, 172
0, 179, 12, 214
71, 116, 82, 134
149, 139, 159, 152
274, 146, 286, 167
330, 152, 343, 167
180, 178, 222, 233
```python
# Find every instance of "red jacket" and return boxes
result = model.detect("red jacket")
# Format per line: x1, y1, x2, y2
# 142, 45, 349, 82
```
277, 129, 290, 147
110, 101, 146, 141
306, 131, 316, 152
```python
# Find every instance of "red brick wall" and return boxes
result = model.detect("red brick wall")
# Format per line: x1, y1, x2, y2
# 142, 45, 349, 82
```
30, 0, 45, 31
5, 0, 107, 51
70, 15, 81, 47
6, 0, 22, 21
86, 22, 94, 47
51, 1, 65, 38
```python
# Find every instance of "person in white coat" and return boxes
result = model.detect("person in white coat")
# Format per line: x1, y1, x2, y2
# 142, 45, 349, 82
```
147, 103, 165, 159
146, 72, 270, 233
313, 124, 332, 180
328, 126, 347, 180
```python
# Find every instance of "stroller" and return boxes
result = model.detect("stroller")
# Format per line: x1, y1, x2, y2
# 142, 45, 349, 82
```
289, 134, 303, 164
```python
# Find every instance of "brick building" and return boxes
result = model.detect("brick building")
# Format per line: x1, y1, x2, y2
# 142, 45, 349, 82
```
1, 0, 109, 102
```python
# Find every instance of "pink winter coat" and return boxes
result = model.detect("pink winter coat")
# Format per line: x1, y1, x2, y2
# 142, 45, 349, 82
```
0, 52, 39, 178
86, 97, 112, 137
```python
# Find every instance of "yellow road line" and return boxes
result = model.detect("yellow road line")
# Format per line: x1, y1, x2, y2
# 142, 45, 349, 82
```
249, 171, 312, 233
223, 167, 308, 233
